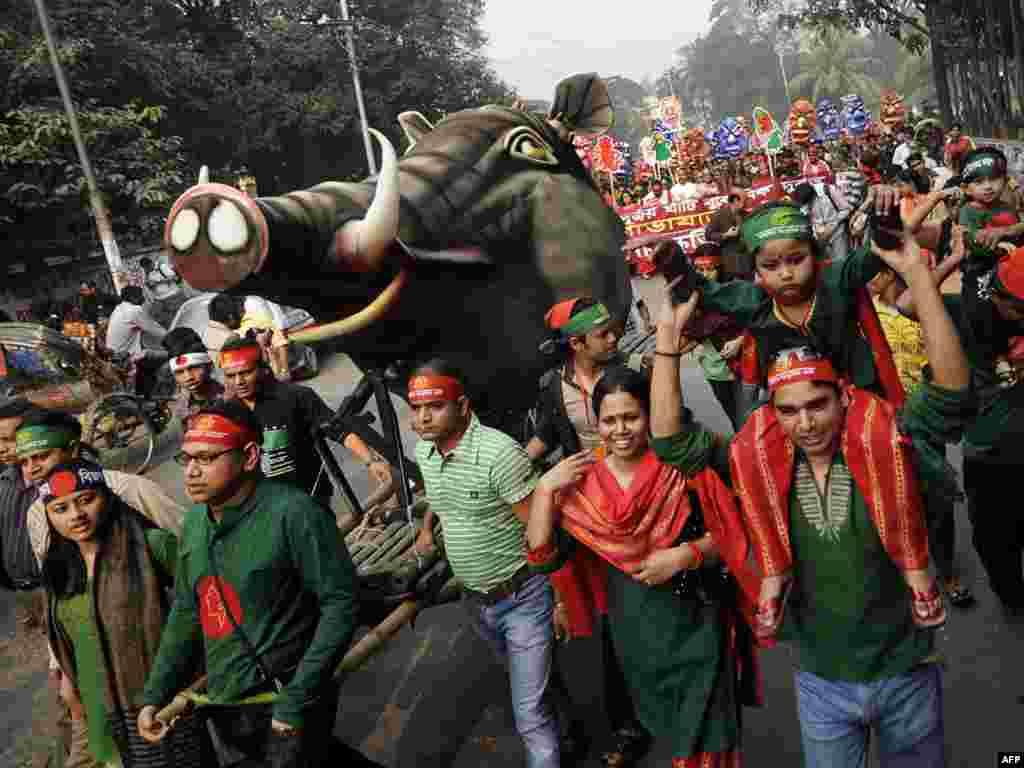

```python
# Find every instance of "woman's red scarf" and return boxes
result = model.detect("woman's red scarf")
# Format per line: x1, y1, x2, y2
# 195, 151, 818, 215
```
549, 449, 765, 704
550, 450, 761, 635
728, 387, 928, 579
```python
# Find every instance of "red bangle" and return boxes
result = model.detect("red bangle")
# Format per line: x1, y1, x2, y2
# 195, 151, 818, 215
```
685, 541, 704, 570
526, 540, 557, 566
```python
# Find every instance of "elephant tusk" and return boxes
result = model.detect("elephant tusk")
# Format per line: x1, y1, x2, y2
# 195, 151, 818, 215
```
286, 268, 408, 343
333, 128, 400, 272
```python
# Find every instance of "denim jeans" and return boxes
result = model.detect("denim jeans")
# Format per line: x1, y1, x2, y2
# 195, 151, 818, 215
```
794, 664, 945, 768
465, 574, 560, 768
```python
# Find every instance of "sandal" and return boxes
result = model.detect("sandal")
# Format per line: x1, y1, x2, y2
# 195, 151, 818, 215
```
944, 579, 975, 609
911, 584, 947, 628
755, 575, 794, 640
600, 725, 652, 768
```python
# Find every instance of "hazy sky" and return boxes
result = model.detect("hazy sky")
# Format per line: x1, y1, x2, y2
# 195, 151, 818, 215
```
482, 0, 715, 99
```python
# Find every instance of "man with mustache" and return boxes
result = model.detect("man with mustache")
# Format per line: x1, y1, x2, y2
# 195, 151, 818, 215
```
651, 228, 972, 767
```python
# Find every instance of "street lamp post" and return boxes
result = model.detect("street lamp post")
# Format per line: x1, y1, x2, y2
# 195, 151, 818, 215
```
338, 0, 377, 175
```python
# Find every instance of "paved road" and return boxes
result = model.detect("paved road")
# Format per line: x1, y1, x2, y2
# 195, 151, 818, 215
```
3, 276, 1022, 767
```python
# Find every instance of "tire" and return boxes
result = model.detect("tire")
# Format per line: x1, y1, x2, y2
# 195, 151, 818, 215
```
83, 394, 157, 474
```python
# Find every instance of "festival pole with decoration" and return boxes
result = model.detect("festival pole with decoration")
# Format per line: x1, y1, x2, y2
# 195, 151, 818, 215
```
752, 107, 784, 178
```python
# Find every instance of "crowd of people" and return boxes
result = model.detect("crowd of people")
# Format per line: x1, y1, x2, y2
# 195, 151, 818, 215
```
2, 107, 1024, 768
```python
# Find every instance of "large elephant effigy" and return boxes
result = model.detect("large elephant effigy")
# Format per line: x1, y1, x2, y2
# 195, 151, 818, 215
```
162, 74, 631, 433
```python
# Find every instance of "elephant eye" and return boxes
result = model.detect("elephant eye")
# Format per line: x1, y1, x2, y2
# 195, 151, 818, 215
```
207, 200, 250, 253
169, 208, 201, 251
504, 127, 559, 167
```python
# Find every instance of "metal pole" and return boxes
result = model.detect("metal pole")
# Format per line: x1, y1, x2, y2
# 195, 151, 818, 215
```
339, 0, 377, 175
778, 48, 792, 105
30, 0, 127, 292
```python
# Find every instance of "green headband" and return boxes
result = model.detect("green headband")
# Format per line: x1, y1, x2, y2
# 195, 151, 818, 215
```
741, 205, 813, 253
962, 154, 1006, 184
561, 303, 612, 337
16, 425, 76, 457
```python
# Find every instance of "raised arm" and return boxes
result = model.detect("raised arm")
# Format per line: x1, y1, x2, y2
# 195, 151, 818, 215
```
651, 287, 700, 439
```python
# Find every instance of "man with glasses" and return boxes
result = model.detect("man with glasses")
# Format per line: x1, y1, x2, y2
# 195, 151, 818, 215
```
138, 401, 380, 767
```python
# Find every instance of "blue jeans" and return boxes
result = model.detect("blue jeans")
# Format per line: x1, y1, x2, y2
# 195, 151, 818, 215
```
795, 664, 945, 768
465, 574, 560, 768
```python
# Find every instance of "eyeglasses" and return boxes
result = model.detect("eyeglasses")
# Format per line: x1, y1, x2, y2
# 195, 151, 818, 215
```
174, 448, 238, 467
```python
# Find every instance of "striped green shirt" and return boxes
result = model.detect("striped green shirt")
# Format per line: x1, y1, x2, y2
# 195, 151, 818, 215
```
415, 414, 537, 591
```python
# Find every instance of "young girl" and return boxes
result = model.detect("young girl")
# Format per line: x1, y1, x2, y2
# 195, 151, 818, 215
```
42, 460, 204, 768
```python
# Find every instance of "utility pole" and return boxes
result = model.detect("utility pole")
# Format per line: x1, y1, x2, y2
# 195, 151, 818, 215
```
339, 0, 377, 175
31, 0, 127, 292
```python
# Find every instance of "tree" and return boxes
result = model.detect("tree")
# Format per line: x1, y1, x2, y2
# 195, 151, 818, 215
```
748, 0, 1024, 137
0, 0, 188, 263
789, 28, 880, 105
1, 0, 513, 271
660, 0, 794, 128
604, 75, 652, 154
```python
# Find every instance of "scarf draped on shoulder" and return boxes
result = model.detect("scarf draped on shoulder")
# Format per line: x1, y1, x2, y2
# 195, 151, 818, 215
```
729, 387, 928, 579
550, 449, 761, 636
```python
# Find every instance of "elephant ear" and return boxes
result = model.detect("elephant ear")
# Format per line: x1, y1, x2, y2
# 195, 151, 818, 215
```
398, 111, 434, 153
504, 126, 559, 167
548, 73, 614, 138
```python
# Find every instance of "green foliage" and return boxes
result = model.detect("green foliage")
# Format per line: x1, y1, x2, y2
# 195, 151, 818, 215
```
789, 28, 880, 104
0, 0, 511, 263
660, 0, 793, 128
748, 0, 930, 52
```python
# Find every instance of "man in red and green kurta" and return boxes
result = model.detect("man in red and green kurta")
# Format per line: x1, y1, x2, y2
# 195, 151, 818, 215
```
649, 229, 973, 767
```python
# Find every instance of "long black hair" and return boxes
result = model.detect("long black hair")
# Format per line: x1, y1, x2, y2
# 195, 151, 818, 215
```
592, 365, 650, 420
41, 489, 156, 599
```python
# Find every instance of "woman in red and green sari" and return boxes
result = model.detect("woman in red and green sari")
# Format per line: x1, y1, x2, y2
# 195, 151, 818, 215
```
526, 366, 761, 768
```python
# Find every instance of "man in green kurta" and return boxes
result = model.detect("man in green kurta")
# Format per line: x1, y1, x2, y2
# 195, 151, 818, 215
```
137, 401, 379, 768
649, 229, 973, 767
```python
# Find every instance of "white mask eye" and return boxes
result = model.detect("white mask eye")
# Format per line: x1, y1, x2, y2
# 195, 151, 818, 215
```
169, 208, 201, 251
207, 200, 250, 253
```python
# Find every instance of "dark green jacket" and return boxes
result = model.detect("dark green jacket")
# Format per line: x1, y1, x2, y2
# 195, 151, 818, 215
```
142, 479, 358, 727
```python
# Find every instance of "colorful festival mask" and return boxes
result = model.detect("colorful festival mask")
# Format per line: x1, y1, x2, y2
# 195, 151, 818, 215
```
841, 94, 871, 137
787, 99, 816, 146
879, 90, 906, 135
816, 98, 841, 143
714, 118, 749, 159
752, 107, 784, 154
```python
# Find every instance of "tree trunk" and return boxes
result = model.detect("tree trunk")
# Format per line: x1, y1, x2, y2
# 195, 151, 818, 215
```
926, 3, 954, 127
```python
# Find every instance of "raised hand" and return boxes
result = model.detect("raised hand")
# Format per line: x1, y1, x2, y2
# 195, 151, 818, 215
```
539, 451, 596, 495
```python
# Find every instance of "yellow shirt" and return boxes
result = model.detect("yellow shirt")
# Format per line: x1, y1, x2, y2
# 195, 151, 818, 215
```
873, 298, 925, 392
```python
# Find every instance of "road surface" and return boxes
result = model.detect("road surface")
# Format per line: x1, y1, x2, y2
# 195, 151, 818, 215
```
2, 276, 1021, 767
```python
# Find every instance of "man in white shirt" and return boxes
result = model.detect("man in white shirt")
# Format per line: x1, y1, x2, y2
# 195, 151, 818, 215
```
105, 285, 168, 397
891, 127, 915, 170
140, 256, 185, 326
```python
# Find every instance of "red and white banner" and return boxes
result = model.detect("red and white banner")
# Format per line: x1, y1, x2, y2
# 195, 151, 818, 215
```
618, 177, 809, 273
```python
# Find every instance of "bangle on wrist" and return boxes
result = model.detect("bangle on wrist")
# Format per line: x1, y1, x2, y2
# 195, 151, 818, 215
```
655, 350, 683, 358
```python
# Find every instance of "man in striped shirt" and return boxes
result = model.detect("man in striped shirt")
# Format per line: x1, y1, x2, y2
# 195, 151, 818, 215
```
411, 360, 561, 768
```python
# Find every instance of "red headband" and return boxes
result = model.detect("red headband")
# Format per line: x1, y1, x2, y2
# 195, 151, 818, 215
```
544, 298, 580, 331
408, 374, 464, 404
693, 254, 721, 268
767, 354, 839, 392
184, 414, 260, 448
219, 345, 262, 372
